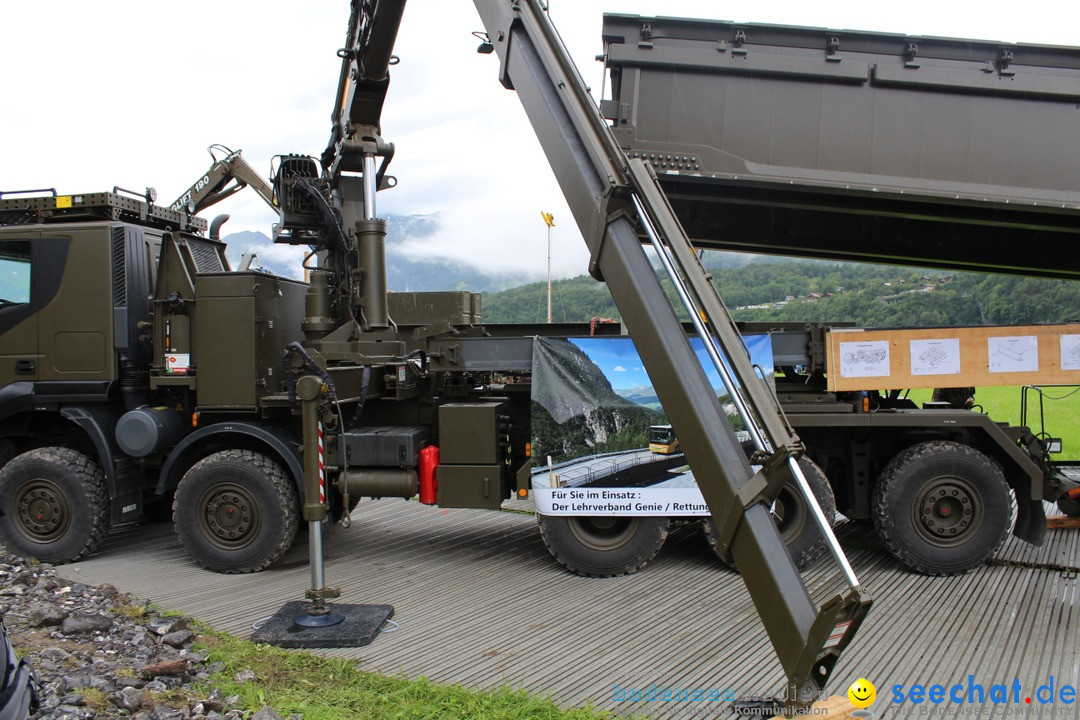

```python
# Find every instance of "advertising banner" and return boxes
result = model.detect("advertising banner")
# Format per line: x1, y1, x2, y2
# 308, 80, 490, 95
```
530, 334, 772, 515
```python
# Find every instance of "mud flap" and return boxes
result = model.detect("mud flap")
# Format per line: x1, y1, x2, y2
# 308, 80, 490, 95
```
110, 460, 145, 524
59, 406, 146, 524
1013, 496, 1047, 546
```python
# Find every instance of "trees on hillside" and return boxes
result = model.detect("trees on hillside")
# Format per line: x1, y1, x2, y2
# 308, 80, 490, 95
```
482, 260, 1080, 328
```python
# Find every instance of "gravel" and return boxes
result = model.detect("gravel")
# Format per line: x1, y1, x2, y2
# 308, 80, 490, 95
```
0, 551, 290, 720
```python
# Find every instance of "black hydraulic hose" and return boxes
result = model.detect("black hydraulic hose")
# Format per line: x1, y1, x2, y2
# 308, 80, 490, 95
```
283, 341, 338, 408
398, 349, 427, 373
291, 178, 351, 263
349, 366, 372, 427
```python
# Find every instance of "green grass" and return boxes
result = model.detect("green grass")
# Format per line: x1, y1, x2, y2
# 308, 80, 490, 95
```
906, 385, 1080, 461
107, 602, 615, 720
196, 633, 619, 720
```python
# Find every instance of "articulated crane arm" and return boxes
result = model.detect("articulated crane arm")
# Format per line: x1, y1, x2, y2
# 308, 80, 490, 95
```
471, 0, 871, 703
322, 0, 404, 185
170, 144, 276, 216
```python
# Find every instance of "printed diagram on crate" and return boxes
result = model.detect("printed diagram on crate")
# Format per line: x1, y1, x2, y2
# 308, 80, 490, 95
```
919, 346, 947, 368
1061, 334, 1080, 371
910, 338, 960, 376
845, 347, 886, 365
989, 336, 1038, 373
839, 340, 891, 378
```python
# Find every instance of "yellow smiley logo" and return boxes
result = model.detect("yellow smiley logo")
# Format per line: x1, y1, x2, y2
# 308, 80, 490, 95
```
847, 678, 876, 709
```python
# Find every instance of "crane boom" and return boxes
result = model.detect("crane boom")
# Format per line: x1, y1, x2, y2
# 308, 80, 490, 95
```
467, 1, 869, 701
170, 144, 276, 216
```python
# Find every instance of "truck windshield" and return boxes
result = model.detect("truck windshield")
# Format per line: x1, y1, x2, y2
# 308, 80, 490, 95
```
0, 240, 31, 306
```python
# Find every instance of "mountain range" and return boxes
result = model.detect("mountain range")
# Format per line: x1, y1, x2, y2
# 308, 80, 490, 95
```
613, 386, 661, 410
216, 214, 1080, 331
219, 214, 532, 292
218, 212, 778, 293
531, 337, 665, 463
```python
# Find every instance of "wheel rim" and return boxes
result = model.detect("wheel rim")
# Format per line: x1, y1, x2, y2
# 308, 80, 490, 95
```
772, 485, 807, 545
14, 478, 71, 542
567, 516, 640, 551
198, 483, 261, 550
912, 475, 983, 547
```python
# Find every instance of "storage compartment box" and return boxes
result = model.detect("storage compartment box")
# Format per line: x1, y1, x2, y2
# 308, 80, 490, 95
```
436, 464, 504, 509
342, 426, 432, 468
438, 402, 503, 465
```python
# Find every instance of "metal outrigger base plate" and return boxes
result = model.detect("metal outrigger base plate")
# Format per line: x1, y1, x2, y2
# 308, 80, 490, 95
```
251, 601, 395, 648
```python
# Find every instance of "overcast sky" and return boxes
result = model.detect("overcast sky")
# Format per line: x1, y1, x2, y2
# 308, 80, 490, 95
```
3, 1, 1077, 281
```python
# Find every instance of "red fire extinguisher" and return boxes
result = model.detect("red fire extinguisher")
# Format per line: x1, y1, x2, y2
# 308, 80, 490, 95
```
418, 445, 439, 505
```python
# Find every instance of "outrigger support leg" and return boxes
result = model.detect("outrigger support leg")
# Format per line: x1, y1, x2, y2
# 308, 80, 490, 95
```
251, 375, 394, 649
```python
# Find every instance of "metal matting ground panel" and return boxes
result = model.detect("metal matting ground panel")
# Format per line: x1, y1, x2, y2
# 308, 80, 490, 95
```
19, 500, 1080, 719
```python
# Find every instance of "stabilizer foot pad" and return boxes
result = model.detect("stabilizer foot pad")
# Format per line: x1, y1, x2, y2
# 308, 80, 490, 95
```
251, 601, 394, 648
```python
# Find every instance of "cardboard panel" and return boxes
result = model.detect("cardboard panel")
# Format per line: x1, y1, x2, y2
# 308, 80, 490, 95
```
826, 324, 1080, 391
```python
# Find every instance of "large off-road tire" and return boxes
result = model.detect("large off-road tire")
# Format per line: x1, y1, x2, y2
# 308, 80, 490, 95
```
538, 515, 670, 577
703, 457, 836, 570
0, 447, 109, 564
872, 441, 1013, 575
173, 450, 299, 573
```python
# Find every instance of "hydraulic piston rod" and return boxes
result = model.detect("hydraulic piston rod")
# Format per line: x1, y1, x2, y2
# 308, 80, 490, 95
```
296, 375, 342, 626
632, 190, 861, 589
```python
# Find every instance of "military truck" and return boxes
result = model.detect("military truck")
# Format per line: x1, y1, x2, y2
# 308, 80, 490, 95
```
3, 0, 1080, 701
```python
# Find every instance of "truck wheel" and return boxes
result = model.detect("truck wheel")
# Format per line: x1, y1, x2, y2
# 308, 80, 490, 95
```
873, 441, 1013, 575
703, 457, 835, 570
538, 515, 669, 577
173, 450, 299, 573
0, 447, 109, 564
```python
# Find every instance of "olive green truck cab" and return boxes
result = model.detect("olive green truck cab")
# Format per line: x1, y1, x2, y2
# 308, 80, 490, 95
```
0, 190, 310, 570
0, 186, 539, 575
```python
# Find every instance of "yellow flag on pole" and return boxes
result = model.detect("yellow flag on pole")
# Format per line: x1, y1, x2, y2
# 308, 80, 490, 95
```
541, 211, 555, 228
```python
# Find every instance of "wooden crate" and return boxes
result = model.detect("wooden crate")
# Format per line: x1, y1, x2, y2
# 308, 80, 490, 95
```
826, 324, 1080, 392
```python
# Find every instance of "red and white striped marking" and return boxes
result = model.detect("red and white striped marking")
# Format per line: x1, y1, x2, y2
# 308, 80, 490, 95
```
824, 620, 852, 649
317, 422, 326, 504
